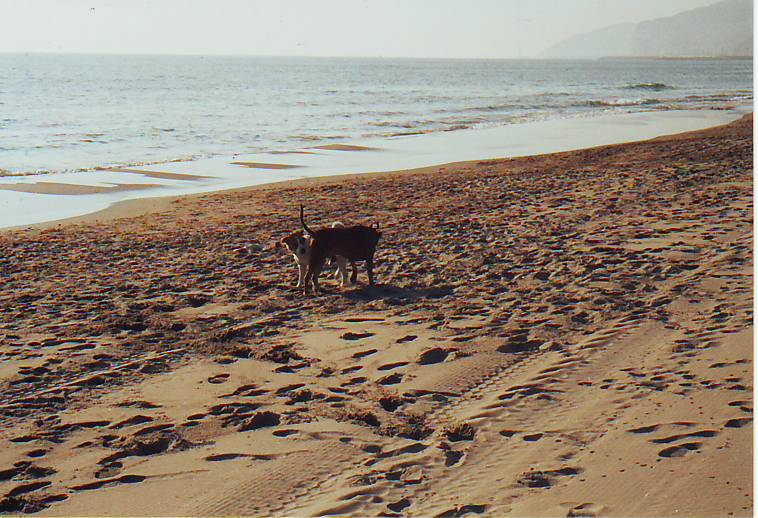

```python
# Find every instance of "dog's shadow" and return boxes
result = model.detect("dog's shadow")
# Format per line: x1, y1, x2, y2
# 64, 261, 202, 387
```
337, 283, 454, 302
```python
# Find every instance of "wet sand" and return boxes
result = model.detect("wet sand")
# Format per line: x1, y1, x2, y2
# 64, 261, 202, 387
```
0, 115, 752, 516
309, 144, 379, 151
103, 169, 216, 182
0, 182, 161, 196
229, 162, 304, 170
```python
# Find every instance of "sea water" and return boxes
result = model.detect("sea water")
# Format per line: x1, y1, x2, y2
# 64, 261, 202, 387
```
0, 54, 752, 176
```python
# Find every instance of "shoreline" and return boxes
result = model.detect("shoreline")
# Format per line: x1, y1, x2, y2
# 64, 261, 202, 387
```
2, 108, 749, 232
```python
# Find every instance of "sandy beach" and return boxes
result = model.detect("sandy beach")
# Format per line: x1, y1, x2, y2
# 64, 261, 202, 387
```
0, 114, 752, 516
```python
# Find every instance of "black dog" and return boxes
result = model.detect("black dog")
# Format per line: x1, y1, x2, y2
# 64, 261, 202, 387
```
300, 205, 381, 293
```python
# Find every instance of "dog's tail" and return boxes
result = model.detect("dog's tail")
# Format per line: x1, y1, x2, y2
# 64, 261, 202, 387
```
300, 204, 316, 237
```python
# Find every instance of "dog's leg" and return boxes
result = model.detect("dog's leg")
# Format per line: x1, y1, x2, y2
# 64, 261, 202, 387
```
303, 267, 311, 294
296, 262, 306, 288
312, 264, 322, 293
303, 261, 314, 294
366, 257, 375, 287
306, 251, 326, 295
336, 257, 348, 288
310, 259, 326, 294
350, 260, 358, 285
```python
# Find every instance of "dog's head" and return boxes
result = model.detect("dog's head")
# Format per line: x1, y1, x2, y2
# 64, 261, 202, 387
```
277, 230, 308, 255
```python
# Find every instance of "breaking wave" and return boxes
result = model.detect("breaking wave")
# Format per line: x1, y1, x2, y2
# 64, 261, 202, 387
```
585, 98, 662, 107
623, 82, 674, 91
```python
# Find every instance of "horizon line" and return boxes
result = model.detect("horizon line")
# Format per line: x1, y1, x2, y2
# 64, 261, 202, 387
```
0, 51, 751, 61
0, 50, 545, 60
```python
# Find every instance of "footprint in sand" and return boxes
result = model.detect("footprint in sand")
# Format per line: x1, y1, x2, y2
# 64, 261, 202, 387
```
566, 502, 607, 517
237, 411, 281, 431
377, 373, 403, 385
285, 389, 317, 405
522, 433, 543, 442
387, 498, 411, 512
98, 434, 177, 465
71, 474, 146, 491
7, 480, 52, 497
444, 423, 476, 442
59, 343, 97, 352
379, 396, 403, 412
272, 429, 298, 437
724, 417, 752, 428
204, 453, 273, 462
224, 384, 268, 397
727, 400, 753, 413
109, 415, 154, 429
518, 467, 580, 488
377, 362, 409, 371
207, 373, 230, 384
342, 377, 367, 386
139, 360, 168, 374
658, 442, 701, 458
626, 424, 660, 434
95, 462, 123, 479
116, 400, 161, 409
275, 383, 305, 395
341, 332, 375, 341
417, 348, 450, 365
134, 423, 174, 436
209, 403, 262, 424
25, 450, 47, 459
0, 462, 56, 482
434, 504, 487, 517
65, 420, 111, 431
650, 430, 718, 444
445, 450, 465, 466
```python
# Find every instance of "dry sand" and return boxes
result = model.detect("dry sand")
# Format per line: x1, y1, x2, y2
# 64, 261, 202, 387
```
0, 115, 752, 516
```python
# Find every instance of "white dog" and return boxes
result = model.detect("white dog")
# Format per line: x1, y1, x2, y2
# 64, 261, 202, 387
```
277, 222, 350, 289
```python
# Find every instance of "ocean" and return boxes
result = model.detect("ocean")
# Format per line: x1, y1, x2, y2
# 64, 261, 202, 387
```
0, 54, 752, 177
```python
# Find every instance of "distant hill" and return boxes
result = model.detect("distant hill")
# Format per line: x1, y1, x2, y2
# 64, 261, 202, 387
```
543, 0, 753, 59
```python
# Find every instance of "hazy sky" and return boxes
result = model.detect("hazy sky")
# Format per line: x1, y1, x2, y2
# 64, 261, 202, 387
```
1, 0, 722, 58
